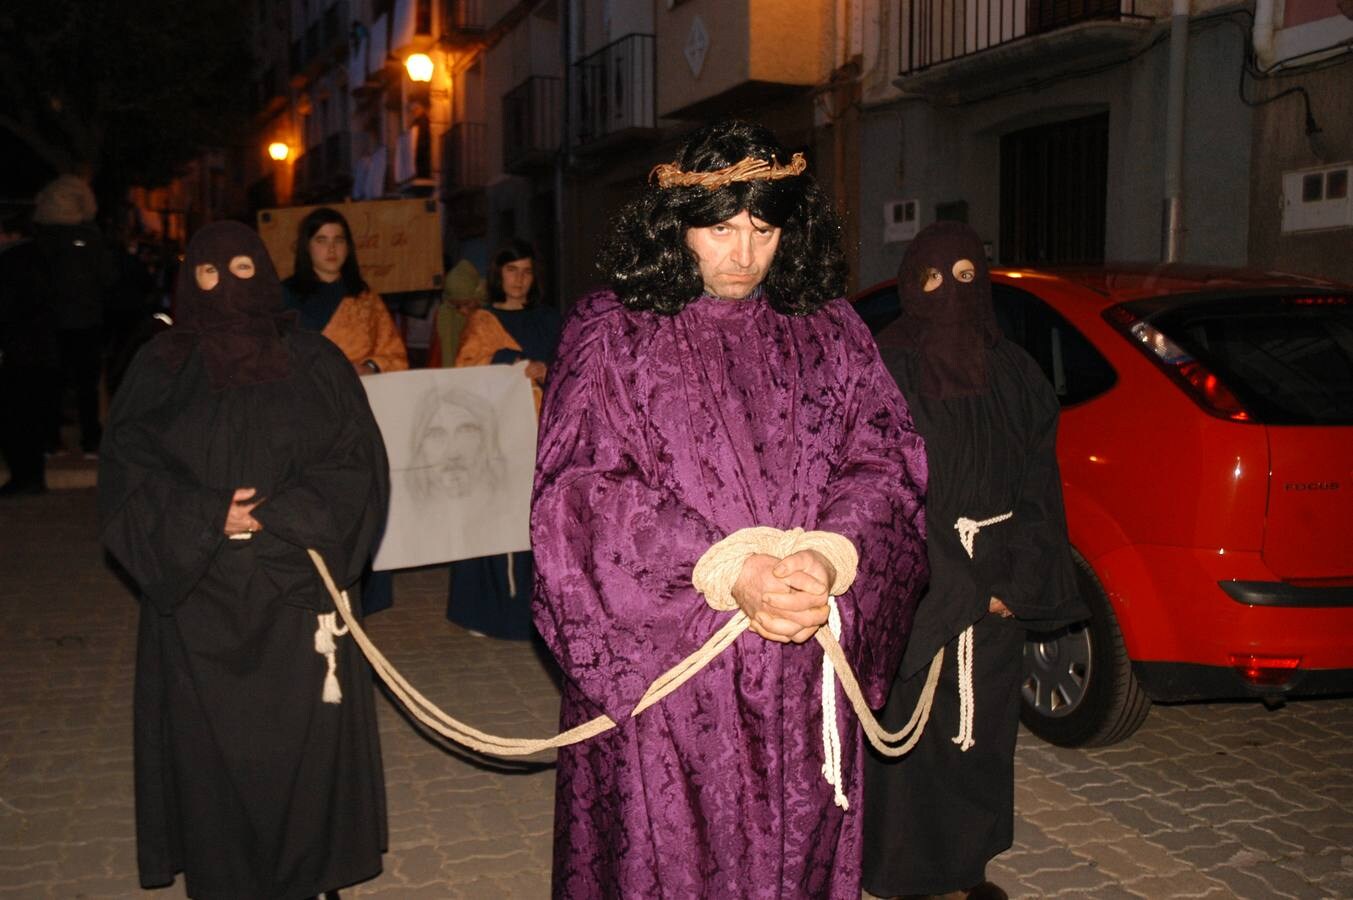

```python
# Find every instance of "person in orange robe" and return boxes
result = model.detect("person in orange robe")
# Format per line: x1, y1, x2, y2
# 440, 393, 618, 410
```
446, 240, 560, 638
283, 206, 407, 615
282, 207, 408, 377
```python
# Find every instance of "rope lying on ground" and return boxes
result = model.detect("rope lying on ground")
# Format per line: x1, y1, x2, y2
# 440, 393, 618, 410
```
307, 544, 942, 760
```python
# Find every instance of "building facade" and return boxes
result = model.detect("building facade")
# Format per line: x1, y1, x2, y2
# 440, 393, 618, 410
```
1244, 0, 1353, 282
853, 0, 1353, 287
165, 0, 1349, 310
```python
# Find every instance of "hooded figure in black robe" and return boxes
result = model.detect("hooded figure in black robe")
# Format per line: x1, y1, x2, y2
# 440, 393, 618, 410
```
99, 221, 390, 899
862, 222, 1086, 899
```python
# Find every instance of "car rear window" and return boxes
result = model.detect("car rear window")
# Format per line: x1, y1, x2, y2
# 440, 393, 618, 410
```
1143, 295, 1353, 425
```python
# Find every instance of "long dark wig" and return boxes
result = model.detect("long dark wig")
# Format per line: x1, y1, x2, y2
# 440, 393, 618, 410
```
597, 120, 847, 315
487, 238, 541, 307
286, 206, 369, 297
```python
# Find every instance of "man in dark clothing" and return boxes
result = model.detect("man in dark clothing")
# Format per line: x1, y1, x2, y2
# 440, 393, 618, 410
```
100, 222, 389, 899
31, 175, 115, 455
862, 222, 1087, 900
0, 213, 58, 495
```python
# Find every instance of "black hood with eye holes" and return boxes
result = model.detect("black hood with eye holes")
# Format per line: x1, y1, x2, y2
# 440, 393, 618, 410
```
889, 221, 1002, 398
159, 222, 294, 389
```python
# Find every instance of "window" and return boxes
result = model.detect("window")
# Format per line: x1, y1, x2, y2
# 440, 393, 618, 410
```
1145, 295, 1353, 425
994, 284, 1117, 406
999, 113, 1109, 265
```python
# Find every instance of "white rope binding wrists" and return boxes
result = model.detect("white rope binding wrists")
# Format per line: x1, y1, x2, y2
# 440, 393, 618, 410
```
950, 511, 1014, 752
692, 526, 858, 805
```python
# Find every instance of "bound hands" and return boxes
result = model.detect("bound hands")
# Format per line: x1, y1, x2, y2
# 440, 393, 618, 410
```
732, 550, 837, 644
989, 596, 1014, 618
224, 487, 264, 538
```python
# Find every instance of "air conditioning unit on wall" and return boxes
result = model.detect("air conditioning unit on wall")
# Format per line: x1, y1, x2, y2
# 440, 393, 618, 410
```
1281, 163, 1352, 233
883, 199, 919, 243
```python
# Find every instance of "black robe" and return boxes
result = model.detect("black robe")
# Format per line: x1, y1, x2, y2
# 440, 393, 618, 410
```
100, 330, 390, 900
862, 334, 1087, 895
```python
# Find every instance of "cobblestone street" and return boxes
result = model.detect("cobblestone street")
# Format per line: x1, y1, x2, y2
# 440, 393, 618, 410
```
2, 488, 1350, 898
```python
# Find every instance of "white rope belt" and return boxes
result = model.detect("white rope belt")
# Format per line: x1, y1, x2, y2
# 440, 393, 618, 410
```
951, 511, 1013, 751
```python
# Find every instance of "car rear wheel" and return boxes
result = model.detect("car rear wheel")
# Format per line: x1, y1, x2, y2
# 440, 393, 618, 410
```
1020, 554, 1151, 747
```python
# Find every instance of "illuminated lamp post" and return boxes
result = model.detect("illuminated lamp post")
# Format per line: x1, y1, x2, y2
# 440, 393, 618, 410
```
405, 52, 434, 83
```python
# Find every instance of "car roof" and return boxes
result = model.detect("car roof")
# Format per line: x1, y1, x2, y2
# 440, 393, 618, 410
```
990, 263, 1351, 303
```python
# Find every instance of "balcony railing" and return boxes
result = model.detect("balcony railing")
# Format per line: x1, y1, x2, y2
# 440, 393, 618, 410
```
290, 0, 349, 77
898, 0, 1139, 74
294, 131, 353, 199
442, 122, 487, 192
503, 76, 561, 172
447, 0, 485, 30
573, 33, 656, 148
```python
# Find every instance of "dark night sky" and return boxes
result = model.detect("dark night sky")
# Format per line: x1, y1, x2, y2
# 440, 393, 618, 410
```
0, 130, 57, 207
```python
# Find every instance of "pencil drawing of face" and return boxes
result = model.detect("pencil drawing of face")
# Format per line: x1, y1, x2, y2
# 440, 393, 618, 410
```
406, 386, 505, 502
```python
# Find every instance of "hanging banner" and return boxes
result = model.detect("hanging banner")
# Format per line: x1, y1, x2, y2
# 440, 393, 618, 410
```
257, 198, 442, 295
362, 365, 537, 571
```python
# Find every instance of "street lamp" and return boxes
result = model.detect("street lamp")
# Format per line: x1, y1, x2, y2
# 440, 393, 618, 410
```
267, 142, 291, 162
405, 52, 434, 83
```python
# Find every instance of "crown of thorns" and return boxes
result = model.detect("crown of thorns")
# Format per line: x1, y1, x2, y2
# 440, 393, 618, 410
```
649, 152, 808, 189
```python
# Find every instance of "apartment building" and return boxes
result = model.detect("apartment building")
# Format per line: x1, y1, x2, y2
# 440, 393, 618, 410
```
853, 0, 1353, 286
151, 0, 1353, 296
441, 0, 862, 302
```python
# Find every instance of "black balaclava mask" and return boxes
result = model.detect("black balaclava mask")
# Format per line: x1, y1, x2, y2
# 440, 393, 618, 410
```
895, 221, 1001, 398
159, 221, 293, 389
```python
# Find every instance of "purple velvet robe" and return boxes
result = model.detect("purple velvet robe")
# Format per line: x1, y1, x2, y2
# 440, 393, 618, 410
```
531, 291, 928, 898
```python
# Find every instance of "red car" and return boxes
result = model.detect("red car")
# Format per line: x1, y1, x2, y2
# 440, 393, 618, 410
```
853, 265, 1353, 746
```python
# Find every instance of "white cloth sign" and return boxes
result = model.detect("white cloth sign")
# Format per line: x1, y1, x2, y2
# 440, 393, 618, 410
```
362, 365, 537, 571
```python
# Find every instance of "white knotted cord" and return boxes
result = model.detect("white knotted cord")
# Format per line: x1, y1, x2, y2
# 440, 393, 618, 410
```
821, 595, 848, 809
952, 624, 976, 751
954, 512, 1013, 559
314, 612, 350, 704
950, 511, 1014, 752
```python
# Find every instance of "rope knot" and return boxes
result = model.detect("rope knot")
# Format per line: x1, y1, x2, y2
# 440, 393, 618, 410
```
692, 526, 858, 612
954, 511, 1013, 559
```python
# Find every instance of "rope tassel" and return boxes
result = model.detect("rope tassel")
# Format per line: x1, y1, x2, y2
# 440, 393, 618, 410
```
950, 510, 1013, 752
952, 624, 976, 751
821, 596, 848, 809
314, 611, 350, 704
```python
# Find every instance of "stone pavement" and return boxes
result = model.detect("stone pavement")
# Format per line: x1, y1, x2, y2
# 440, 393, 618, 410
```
2, 488, 1351, 898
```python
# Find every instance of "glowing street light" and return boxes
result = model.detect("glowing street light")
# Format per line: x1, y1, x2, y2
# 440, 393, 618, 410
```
267, 142, 291, 162
405, 52, 434, 83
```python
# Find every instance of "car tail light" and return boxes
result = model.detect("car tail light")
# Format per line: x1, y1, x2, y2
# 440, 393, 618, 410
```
1229, 653, 1301, 686
1108, 309, 1252, 422
1286, 295, 1349, 306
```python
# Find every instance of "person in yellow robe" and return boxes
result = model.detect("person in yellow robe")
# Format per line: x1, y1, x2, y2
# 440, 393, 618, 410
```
426, 258, 485, 368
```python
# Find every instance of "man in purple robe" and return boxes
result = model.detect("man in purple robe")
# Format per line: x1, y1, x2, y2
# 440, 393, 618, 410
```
531, 121, 929, 898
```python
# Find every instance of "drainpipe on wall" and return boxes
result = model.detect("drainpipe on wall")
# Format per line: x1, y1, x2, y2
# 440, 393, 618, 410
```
555, 0, 574, 307
1162, 0, 1191, 264
1252, 0, 1278, 71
